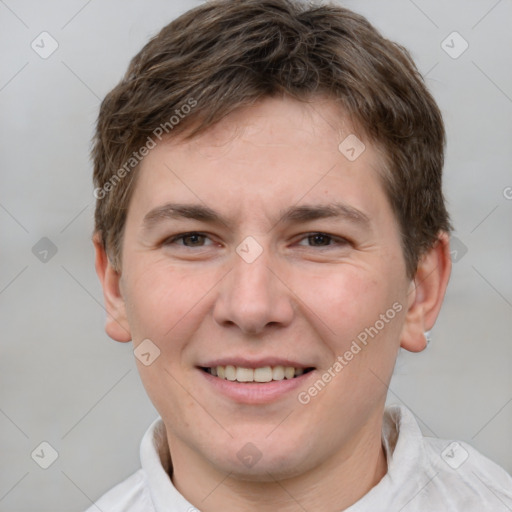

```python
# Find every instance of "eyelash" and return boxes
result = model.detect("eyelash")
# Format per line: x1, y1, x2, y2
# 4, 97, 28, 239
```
162, 231, 349, 249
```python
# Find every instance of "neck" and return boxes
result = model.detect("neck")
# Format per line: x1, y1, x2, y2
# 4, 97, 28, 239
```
168, 414, 388, 512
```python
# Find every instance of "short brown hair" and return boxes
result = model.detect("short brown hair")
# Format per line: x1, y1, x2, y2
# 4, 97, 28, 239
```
92, 0, 452, 278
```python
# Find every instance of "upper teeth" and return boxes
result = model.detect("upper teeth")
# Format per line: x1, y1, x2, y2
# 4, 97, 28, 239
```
208, 365, 305, 382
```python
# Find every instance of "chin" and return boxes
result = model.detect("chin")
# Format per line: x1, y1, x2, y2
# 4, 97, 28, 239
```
210, 443, 312, 482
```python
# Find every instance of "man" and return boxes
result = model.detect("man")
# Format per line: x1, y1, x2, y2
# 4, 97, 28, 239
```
88, 0, 512, 510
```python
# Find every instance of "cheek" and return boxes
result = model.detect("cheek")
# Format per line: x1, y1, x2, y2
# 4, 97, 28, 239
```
295, 268, 406, 412
122, 259, 222, 342
122, 261, 183, 340
295, 266, 394, 343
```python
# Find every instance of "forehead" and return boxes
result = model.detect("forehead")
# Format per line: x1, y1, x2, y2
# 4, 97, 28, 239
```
176, 96, 364, 164
129, 96, 394, 231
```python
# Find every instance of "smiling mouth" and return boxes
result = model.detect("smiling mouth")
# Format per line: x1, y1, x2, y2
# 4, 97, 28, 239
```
200, 365, 315, 383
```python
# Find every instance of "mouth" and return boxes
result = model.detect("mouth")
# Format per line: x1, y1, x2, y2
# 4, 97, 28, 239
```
200, 365, 315, 383
197, 359, 317, 404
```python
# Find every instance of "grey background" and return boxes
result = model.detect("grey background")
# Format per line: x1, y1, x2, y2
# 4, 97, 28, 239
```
1, 0, 511, 510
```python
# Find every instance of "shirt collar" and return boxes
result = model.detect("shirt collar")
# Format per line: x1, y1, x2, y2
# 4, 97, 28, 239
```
344, 404, 434, 510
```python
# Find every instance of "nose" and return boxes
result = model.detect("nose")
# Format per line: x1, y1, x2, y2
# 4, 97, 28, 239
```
212, 246, 295, 336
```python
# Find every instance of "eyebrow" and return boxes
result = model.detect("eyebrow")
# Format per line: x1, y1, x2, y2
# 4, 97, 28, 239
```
142, 201, 371, 231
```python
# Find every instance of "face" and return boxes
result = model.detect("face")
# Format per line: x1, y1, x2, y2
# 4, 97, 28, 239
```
108, 96, 418, 480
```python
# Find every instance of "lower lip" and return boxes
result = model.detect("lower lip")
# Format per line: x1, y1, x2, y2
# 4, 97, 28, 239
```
198, 368, 315, 404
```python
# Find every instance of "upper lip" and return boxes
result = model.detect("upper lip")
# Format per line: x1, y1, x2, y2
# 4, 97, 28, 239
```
198, 358, 314, 369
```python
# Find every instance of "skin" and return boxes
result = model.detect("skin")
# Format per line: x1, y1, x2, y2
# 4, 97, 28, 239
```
94, 95, 451, 511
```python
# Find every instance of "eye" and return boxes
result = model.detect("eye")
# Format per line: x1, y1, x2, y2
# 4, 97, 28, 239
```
296, 232, 349, 248
163, 232, 214, 248
161, 231, 349, 250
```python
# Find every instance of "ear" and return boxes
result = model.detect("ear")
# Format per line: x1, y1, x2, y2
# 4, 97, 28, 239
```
400, 231, 452, 352
93, 233, 132, 343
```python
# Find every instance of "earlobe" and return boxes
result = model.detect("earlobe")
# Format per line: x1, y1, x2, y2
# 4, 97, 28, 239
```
93, 233, 132, 343
400, 232, 452, 353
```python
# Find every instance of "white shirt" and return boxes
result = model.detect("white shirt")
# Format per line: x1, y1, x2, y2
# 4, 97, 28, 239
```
86, 405, 512, 511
